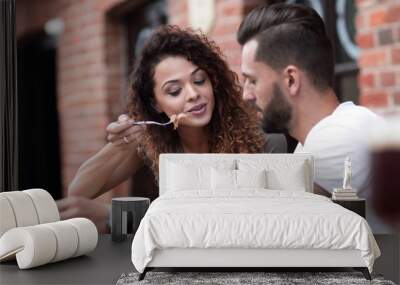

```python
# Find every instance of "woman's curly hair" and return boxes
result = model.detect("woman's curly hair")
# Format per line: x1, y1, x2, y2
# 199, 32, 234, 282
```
127, 25, 266, 177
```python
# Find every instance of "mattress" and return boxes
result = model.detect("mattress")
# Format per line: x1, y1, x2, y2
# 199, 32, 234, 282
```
131, 190, 380, 273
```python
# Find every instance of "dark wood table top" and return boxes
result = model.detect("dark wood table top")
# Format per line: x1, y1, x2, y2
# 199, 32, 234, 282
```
0, 234, 134, 285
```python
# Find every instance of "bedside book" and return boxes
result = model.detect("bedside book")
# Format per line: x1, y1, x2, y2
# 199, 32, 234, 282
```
332, 194, 359, 200
332, 188, 359, 200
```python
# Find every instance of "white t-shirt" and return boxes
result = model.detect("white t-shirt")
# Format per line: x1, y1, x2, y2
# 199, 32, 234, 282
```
295, 101, 390, 233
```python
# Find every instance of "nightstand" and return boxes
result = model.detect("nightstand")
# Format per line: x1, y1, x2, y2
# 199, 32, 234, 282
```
332, 198, 366, 218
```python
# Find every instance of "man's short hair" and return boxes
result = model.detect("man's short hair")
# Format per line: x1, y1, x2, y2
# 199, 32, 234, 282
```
237, 3, 334, 91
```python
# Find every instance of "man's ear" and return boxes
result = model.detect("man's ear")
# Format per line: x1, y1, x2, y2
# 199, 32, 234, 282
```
283, 65, 300, 97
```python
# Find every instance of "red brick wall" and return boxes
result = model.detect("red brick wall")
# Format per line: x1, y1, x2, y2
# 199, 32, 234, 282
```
168, 0, 245, 74
356, 0, 400, 112
208, 0, 244, 74
167, 0, 188, 27
17, 0, 130, 201
58, 0, 131, 201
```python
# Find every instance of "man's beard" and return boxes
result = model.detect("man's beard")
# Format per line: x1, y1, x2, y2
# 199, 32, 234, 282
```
261, 83, 292, 133
244, 99, 263, 116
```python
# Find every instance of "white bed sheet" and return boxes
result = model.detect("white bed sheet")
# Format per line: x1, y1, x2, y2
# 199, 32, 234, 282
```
131, 190, 380, 273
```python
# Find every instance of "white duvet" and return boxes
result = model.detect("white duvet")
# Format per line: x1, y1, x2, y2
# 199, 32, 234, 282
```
131, 190, 380, 273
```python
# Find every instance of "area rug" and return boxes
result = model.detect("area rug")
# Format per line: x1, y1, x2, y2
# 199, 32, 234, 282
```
116, 271, 396, 285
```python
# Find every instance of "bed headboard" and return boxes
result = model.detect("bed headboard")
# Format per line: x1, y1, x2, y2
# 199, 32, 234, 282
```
159, 153, 314, 195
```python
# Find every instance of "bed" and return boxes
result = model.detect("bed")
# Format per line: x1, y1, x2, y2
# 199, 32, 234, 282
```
131, 154, 380, 280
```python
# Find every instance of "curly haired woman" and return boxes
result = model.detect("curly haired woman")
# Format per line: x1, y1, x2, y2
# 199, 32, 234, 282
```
59, 26, 273, 233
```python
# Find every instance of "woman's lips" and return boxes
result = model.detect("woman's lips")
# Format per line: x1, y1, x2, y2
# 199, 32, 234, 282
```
188, 103, 207, 115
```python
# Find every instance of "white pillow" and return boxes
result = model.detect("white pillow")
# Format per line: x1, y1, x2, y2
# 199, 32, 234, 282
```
238, 159, 309, 192
266, 167, 307, 191
167, 162, 210, 191
211, 168, 268, 190
166, 159, 236, 192
236, 169, 267, 189
211, 168, 236, 190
